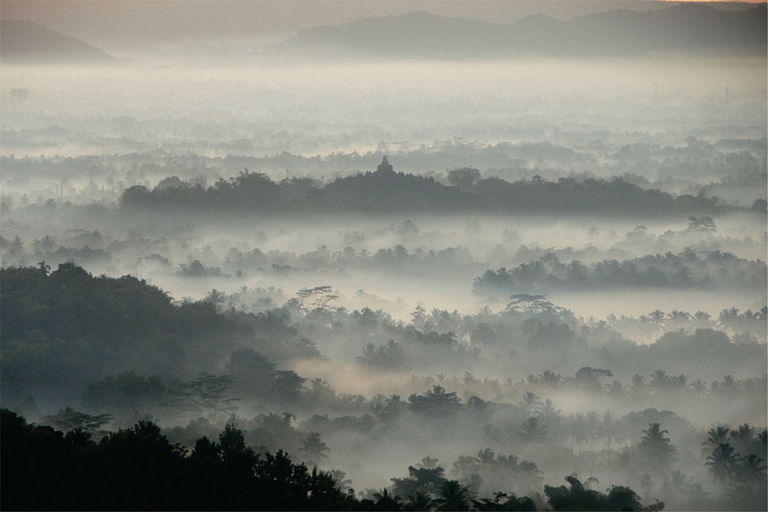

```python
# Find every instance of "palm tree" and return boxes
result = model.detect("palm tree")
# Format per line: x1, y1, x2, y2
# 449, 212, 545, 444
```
607, 380, 625, 400
602, 411, 618, 450
706, 443, 739, 493
416, 456, 441, 470
666, 310, 691, 330
694, 310, 713, 327
630, 374, 647, 402
404, 490, 433, 511
537, 399, 562, 442
669, 374, 687, 391
330, 469, 353, 493
520, 416, 548, 445
718, 307, 740, 334
639, 422, 676, 470
518, 391, 542, 416
704, 426, 731, 448
476, 448, 495, 466
570, 413, 589, 455
650, 370, 669, 393
451, 455, 479, 481
689, 379, 708, 399
649, 309, 666, 336
433, 480, 471, 511
373, 488, 403, 510
735, 454, 767, 489
729, 423, 755, 453
538, 369, 561, 389
300, 431, 330, 467
641, 422, 670, 445
719, 374, 740, 394
586, 411, 601, 451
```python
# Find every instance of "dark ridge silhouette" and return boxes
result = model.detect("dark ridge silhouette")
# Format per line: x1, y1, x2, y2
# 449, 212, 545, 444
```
473, 250, 768, 295
0, 20, 117, 64
273, 4, 766, 60
120, 157, 725, 217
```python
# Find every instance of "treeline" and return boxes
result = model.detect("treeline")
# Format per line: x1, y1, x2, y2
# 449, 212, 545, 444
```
120, 167, 725, 216
473, 250, 767, 294
3, 263, 765, 408
2, 408, 669, 511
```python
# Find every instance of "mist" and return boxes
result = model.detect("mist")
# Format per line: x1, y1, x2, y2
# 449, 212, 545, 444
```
2, 2, 766, 511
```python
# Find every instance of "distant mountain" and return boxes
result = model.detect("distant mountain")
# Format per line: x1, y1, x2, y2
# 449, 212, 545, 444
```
273, 4, 767, 60
1, 20, 117, 64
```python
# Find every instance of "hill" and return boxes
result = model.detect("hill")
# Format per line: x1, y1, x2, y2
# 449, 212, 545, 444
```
1, 20, 117, 64
273, 4, 767, 60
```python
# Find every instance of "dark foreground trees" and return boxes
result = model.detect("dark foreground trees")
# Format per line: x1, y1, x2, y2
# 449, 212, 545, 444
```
545, 476, 664, 511
0, 409, 355, 511
2, 409, 674, 511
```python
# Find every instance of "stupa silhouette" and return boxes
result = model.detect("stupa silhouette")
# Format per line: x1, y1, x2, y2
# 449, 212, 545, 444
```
377, 156, 394, 174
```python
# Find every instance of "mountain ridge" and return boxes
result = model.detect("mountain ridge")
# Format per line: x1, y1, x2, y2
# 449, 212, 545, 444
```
1, 19, 117, 64
273, 4, 767, 60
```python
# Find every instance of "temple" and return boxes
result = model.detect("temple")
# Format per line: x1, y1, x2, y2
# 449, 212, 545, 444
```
377, 155, 394, 174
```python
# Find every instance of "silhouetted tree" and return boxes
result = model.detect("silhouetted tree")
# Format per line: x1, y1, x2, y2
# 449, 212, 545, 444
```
300, 431, 330, 467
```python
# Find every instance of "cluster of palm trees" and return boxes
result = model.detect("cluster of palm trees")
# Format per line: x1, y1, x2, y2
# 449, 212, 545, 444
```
593, 307, 767, 343
448, 449, 543, 499
703, 425, 767, 494
389, 369, 762, 413
382, 456, 538, 511
369, 480, 478, 511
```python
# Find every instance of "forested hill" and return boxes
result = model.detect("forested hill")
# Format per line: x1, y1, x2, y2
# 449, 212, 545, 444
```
0, 264, 313, 402
121, 167, 724, 217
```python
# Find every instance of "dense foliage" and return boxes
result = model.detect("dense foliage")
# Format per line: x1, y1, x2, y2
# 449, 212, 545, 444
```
0, 264, 313, 403
2, 264, 765, 511
2, 409, 676, 511
120, 168, 723, 216
473, 250, 767, 294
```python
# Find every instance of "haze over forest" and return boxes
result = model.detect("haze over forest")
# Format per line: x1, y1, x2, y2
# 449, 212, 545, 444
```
1, 1, 766, 510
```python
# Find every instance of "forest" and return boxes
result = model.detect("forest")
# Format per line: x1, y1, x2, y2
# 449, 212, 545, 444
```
1, 1, 767, 510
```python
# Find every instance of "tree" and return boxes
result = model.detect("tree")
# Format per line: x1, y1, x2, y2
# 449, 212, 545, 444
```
433, 480, 472, 511
706, 443, 739, 492
392, 464, 447, 499
330, 469, 353, 493
41, 407, 112, 435
447, 168, 481, 191
403, 490, 433, 511
297, 286, 338, 312
162, 373, 240, 418
638, 422, 676, 470
473, 491, 537, 511
417, 456, 441, 470
300, 431, 330, 467
518, 392, 542, 415
734, 454, 767, 488
687, 215, 716, 232
409, 386, 461, 416
372, 488, 403, 510
545, 475, 656, 511
270, 370, 307, 403
538, 370, 561, 389
506, 294, 551, 314
520, 417, 548, 445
